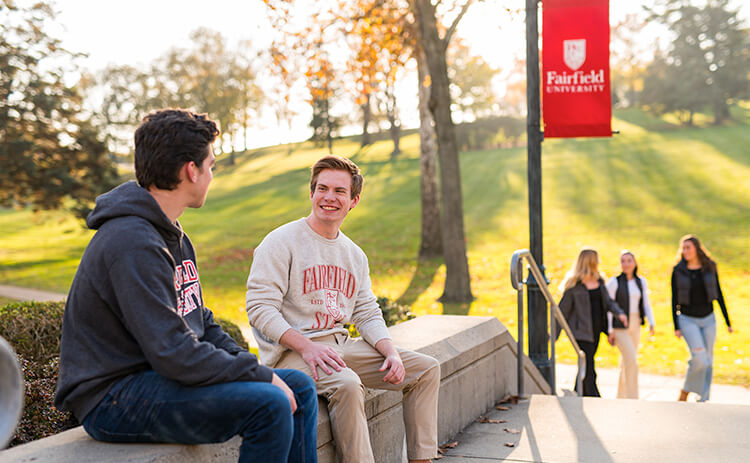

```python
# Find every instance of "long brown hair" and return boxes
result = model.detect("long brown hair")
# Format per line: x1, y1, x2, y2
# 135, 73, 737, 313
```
677, 234, 716, 272
562, 248, 604, 291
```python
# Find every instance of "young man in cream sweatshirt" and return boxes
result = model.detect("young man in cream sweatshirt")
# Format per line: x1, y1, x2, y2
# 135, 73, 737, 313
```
246, 155, 440, 463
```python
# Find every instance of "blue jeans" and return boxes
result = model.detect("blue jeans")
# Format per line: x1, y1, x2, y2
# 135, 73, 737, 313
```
679, 313, 716, 402
82, 369, 318, 463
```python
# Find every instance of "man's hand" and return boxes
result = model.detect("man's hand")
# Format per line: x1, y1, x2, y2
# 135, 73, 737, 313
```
618, 313, 628, 328
675, 329, 682, 339
374, 338, 405, 384
379, 354, 405, 384
607, 332, 615, 346
300, 342, 346, 381
271, 373, 297, 414
279, 329, 347, 381
728, 326, 734, 334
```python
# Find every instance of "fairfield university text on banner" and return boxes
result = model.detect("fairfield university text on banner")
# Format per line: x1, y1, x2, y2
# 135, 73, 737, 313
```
542, 0, 612, 137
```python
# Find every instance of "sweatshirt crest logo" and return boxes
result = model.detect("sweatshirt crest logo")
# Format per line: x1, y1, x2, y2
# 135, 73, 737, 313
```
563, 39, 586, 71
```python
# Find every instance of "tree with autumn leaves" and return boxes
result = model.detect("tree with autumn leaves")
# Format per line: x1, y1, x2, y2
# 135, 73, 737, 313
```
0, 1, 119, 218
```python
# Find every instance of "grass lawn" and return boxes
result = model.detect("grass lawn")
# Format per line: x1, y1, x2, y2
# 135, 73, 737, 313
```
0, 296, 18, 306
1, 105, 748, 386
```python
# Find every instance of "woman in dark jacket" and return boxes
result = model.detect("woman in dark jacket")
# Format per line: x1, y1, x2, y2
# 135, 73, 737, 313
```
672, 235, 733, 402
558, 248, 627, 397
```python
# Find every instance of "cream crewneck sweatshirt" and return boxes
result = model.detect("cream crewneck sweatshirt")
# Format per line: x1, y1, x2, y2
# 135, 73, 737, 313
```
246, 218, 391, 366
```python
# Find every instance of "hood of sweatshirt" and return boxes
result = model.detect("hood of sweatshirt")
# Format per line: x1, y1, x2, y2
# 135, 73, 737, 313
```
86, 181, 182, 242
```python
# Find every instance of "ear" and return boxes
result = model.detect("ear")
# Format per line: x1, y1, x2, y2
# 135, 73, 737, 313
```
349, 194, 360, 210
184, 161, 198, 183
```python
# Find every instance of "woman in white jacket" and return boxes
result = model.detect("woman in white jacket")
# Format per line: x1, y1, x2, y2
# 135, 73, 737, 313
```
606, 251, 656, 399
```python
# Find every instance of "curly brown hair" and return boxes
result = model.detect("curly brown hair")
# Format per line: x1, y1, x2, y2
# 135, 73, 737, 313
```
134, 109, 219, 190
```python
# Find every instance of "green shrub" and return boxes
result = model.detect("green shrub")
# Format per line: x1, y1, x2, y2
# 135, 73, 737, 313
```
346, 296, 415, 338
215, 317, 249, 351
0, 301, 75, 447
377, 296, 415, 327
454, 116, 525, 151
0, 301, 65, 364
12, 355, 77, 447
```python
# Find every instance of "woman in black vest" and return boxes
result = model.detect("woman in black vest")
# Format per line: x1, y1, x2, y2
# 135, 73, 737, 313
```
558, 248, 627, 397
672, 235, 733, 402
605, 251, 656, 399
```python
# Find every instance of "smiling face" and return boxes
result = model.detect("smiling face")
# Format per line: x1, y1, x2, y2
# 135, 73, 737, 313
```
308, 168, 360, 232
682, 239, 697, 262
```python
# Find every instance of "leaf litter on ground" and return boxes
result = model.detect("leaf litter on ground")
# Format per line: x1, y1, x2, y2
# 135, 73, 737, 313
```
437, 441, 458, 455
477, 416, 507, 424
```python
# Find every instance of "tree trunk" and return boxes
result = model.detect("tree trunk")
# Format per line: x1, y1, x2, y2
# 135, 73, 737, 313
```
416, 42, 442, 258
713, 99, 730, 124
361, 94, 372, 147
389, 118, 401, 158
414, 0, 473, 302
386, 83, 402, 158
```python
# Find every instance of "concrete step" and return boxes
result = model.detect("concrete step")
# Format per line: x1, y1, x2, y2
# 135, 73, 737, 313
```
439, 394, 750, 463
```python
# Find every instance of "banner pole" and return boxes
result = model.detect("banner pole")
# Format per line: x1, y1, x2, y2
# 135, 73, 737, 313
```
525, 0, 552, 388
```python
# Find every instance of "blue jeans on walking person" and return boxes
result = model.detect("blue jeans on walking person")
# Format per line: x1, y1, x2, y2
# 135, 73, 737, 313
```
679, 312, 716, 402
82, 369, 318, 463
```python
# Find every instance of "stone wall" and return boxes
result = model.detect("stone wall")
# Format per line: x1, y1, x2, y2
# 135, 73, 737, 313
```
0, 315, 549, 463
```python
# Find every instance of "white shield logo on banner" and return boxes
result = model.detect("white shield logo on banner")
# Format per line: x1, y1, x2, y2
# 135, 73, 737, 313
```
563, 39, 586, 71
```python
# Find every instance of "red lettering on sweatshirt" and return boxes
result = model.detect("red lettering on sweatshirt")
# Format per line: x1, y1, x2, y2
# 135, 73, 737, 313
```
302, 265, 356, 297
311, 311, 337, 330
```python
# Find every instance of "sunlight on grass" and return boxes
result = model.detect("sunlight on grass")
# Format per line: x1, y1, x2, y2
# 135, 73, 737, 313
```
1, 107, 748, 386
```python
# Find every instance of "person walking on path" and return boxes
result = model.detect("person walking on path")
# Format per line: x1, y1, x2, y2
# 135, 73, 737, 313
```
55, 109, 318, 463
672, 235, 733, 402
558, 248, 628, 397
246, 155, 440, 463
606, 251, 656, 399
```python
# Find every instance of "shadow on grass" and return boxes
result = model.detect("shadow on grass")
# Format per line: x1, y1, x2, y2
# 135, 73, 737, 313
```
545, 125, 750, 252
675, 103, 750, 169
441, 301, 473, 316
396, 257, 442, 307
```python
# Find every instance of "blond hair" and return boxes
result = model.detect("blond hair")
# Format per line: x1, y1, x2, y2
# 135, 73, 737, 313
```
561, 248, 604, 291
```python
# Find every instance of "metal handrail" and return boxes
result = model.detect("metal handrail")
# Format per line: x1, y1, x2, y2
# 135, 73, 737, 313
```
510, 249, 585, 396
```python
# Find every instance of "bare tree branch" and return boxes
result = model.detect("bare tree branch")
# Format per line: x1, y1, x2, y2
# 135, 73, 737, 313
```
443, 0, 474, 46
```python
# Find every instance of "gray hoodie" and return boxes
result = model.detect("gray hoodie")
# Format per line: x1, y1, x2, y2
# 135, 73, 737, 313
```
55, 181, 273, 421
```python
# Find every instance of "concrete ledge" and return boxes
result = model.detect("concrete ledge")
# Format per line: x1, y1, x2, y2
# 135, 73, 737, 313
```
0, 315, 547, 463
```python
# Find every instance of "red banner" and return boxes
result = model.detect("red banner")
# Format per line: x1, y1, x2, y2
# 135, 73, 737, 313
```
542, 0, 611, 137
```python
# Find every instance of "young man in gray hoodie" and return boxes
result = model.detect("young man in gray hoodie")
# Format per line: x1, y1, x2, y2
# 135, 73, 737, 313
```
55, 109, 318, 463
246, 155, 440, 463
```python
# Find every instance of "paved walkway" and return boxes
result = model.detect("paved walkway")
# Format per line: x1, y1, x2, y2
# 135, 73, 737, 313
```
555, 362, 750, 404
440, 394, 750, 462
0, 284, 66, 302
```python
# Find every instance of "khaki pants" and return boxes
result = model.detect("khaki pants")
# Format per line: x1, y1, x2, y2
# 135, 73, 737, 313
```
275, 333, 440, 463
613, 312, 641, 399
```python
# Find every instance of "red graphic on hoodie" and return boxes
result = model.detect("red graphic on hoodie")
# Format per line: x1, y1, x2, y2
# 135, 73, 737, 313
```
175, 259, 201, 317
